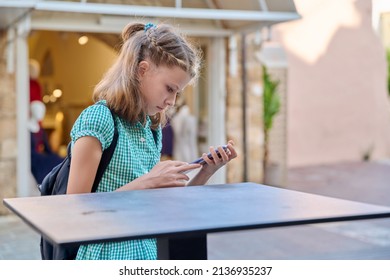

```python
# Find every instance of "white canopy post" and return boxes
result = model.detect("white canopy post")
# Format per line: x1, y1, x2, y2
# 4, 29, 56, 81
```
15, 14, 31, 197
207, 37, 227, 185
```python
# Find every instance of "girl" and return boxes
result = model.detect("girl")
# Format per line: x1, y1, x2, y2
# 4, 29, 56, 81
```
67, 22, 237, 260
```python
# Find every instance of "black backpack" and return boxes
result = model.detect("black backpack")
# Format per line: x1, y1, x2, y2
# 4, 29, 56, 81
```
38, 105, 118, 260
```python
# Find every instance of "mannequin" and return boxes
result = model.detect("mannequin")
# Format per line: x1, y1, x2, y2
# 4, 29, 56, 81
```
29, 59, 46, 153
29, 59, 63, 184
28, 100, 46, 133
170, 103, 198, 163
29, 59, 42, 103
29, 59, 45, 134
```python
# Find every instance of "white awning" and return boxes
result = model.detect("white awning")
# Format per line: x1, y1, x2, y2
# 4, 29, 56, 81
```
0, 0, 300, 36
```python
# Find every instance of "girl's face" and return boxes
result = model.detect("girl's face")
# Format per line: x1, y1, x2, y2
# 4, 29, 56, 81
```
138, 61, 191, 116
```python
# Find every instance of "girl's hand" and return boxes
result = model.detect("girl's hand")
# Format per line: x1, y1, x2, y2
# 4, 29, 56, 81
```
128, 160, 201, 190
200, 140, 237, 175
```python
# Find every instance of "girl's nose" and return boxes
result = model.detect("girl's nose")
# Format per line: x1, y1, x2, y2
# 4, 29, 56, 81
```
165, 94, 176, 107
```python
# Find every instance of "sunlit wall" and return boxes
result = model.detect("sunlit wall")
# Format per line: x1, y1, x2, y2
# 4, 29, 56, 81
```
275, 0, 390, 166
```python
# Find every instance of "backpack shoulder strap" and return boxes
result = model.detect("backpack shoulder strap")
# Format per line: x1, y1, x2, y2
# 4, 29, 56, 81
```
91, 106, 118, 192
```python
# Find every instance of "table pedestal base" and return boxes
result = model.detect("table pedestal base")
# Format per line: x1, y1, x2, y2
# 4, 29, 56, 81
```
157, 235, 207, 260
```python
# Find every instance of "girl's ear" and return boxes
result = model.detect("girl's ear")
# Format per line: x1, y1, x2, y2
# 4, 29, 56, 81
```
138, 60, 150, 77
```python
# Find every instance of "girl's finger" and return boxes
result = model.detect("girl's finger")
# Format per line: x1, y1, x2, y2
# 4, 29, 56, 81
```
209, 146, 221, 163
179, 163, 201, 174
217, 146, 229, 162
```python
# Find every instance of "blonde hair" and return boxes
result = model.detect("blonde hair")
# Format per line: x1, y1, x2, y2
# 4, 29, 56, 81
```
93, 22, 201, 129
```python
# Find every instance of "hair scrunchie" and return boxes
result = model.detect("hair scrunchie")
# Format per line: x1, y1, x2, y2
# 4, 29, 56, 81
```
144, 22, 157, 32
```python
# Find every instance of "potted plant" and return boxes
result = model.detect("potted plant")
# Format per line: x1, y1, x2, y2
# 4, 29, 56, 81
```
262, 65, 281, 184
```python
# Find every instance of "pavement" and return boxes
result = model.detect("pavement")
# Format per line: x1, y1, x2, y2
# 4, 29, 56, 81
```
1, 161, 390, 260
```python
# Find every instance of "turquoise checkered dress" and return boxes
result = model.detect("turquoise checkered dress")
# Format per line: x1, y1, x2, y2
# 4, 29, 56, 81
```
70, 101, 162, 260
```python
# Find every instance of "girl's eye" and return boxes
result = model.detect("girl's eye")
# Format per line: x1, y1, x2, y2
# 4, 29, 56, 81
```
167, 86, 174, 93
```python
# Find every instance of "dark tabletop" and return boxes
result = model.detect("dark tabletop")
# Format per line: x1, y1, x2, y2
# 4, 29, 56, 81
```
4, 182, 390, 246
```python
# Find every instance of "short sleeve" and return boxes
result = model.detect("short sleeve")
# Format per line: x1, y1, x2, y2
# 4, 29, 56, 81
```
70, 103, 115, 151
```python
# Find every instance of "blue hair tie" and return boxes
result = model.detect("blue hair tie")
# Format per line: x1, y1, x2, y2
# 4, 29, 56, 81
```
144, 23, 156, 32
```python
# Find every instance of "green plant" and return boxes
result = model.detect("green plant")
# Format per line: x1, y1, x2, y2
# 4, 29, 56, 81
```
387, 49, 390, 96
262, 65, 281, 183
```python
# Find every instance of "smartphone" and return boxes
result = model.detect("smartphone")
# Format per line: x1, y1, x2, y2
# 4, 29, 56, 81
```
190, 145, 228, 165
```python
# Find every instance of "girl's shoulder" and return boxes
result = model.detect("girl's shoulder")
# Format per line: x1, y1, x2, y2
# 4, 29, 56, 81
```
81, 100, 112, 120
71, 100, 116, 150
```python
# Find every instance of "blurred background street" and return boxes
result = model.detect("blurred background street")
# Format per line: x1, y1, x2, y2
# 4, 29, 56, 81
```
1, 0, 390, 262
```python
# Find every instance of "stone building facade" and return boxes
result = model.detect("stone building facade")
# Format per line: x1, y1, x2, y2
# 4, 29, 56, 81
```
0, 30, 18, 215
226, 33, 288, 187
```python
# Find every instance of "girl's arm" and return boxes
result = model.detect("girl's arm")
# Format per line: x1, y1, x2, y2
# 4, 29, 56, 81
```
187, 140, 237, 186
67, 136, 102, 194
118, 160, 200, 191
67, 136, 201, 194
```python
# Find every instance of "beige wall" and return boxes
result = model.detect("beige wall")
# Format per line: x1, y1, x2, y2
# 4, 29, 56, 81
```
275, 0, 390, 167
